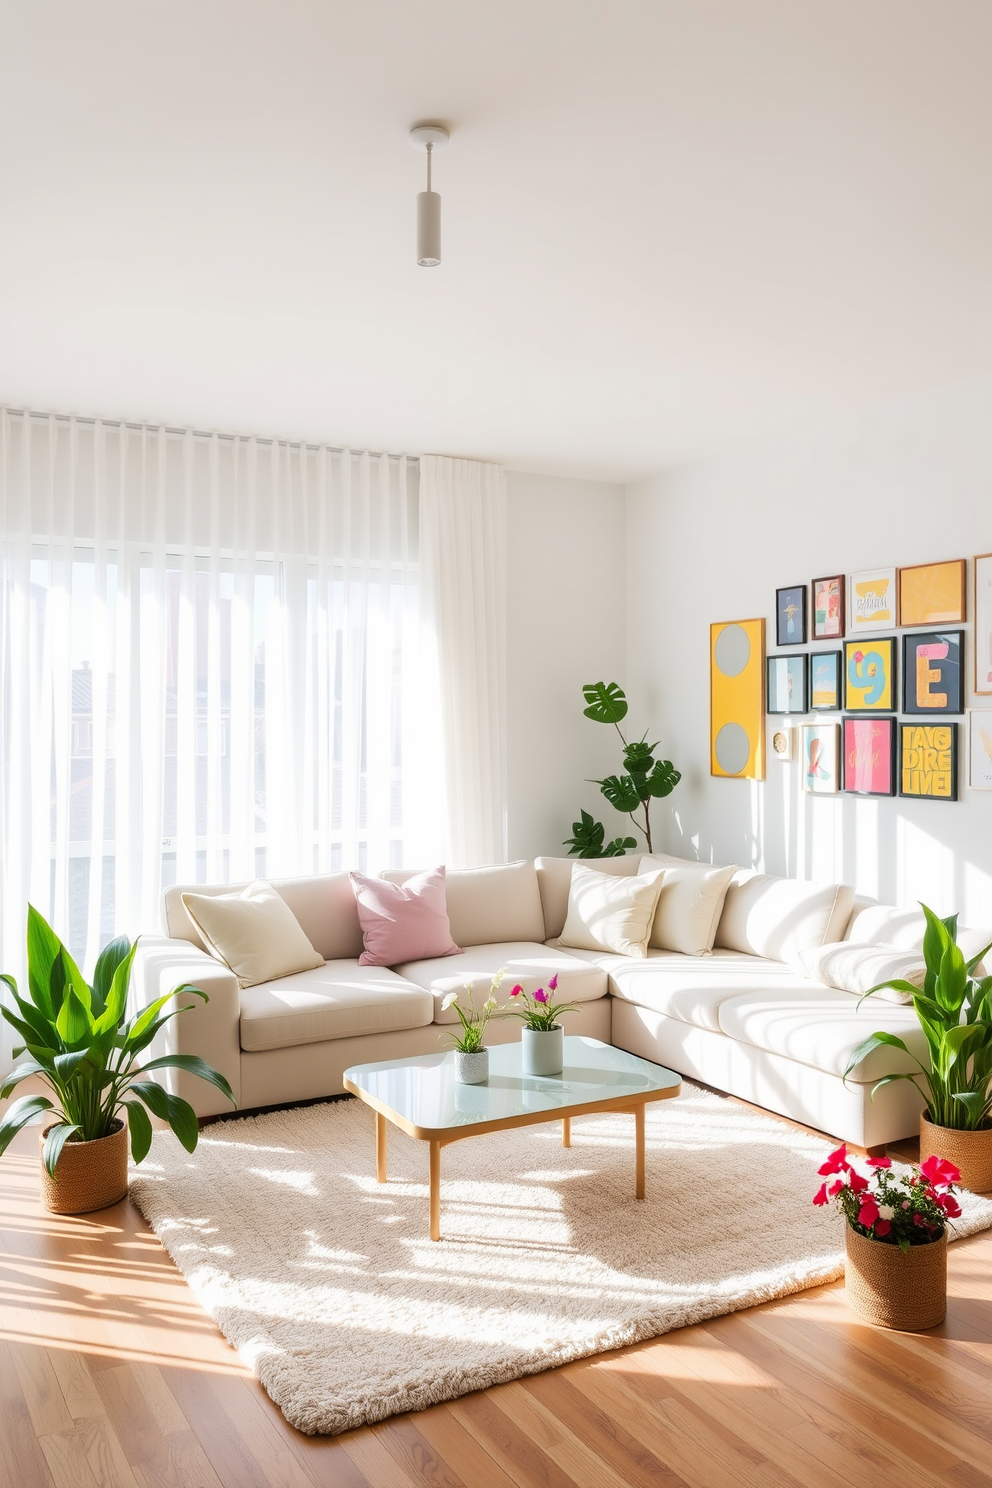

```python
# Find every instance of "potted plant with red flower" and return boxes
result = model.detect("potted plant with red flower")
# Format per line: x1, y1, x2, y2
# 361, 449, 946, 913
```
505, 974, 579, 1076
814, 1141, 961, 1329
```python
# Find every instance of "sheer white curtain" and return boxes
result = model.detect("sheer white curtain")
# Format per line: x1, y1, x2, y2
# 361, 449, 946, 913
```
0, 409, 441, 1054
419, 454, 507, 866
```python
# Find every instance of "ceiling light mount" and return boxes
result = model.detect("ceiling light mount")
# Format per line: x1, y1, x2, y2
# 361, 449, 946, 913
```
409, 123, 450, 267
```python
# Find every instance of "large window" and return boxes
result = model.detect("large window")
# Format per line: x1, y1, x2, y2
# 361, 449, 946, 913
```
0, 412, 441, 1043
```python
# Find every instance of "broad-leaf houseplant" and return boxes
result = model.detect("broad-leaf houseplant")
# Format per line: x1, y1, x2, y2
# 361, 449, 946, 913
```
0, 905, 236, 1213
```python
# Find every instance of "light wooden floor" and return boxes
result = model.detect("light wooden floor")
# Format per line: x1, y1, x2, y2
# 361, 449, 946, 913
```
2, 1107, 992, 1488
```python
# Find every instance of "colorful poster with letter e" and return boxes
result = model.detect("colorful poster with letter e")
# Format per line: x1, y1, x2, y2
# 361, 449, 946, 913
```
901, 631, 963, 715
900, 723, 957, 801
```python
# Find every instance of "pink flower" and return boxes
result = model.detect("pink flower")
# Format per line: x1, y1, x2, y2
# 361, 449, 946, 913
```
857, 1197, 880, 1228
920, 1154, 960, 1188
913, 1213, 925, 1227
874, 1219, 892, 1237
813, 1184, 828, 1207
902, 1200, 910, 1209
847, 1169, 869, 1194
866, 1155, 892, 1169
818, 1143, 850, 1177
534, 988, 548, 1003
510, 985, 522, 997
548, 973, 559, 993
936, 1192, 962, 1218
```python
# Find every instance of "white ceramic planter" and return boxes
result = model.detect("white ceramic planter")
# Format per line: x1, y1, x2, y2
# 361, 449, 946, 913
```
521, 1025, 564, 1076
454, 1049, 490, 1085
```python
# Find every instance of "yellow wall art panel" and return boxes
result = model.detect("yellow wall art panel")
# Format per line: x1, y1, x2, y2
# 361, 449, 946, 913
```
710, 619, 765, 780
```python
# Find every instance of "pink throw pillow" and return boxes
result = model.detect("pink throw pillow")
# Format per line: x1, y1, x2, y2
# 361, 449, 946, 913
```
349, 866, 461, 967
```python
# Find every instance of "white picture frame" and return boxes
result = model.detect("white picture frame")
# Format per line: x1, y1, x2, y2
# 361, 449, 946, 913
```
969, 710, 992, 790
975, 554, 992, 695
848, 567, 898, 634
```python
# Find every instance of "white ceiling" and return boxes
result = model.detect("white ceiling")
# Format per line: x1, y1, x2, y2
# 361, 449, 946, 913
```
2, 1, 991, 481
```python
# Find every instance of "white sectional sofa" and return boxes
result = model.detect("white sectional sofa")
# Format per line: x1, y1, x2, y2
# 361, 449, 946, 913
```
131, 854, 989, 1148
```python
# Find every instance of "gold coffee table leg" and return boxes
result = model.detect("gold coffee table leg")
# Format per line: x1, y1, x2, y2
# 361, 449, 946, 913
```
429, 1140, 442, 1241
376, 1113, 388, 1183
635, 1103, 645, 1199
562, 1117, 571, 1148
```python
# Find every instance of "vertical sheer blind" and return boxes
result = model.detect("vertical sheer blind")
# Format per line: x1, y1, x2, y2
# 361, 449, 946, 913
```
0, 410, 442, 1030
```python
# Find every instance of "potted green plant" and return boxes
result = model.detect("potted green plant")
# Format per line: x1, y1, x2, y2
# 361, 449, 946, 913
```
0, 905, 236, 1214
564, 681, 680, 857
505, 974, 580, 1076
813, 1143, 960, 1330
844, 905, 992, 1192
440, 970, 506, 1084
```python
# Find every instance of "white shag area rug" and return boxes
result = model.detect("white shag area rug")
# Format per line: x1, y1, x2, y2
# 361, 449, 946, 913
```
128, 1085, 992, 1436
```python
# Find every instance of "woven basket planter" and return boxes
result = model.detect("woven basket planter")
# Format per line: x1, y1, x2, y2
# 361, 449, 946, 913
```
40, 1118, 129, 1215
845, 1225, 946, 1331
920, 1115, 992, 1193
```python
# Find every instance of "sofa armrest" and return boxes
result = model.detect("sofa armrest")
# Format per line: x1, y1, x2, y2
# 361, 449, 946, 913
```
130, 937, 242, 1118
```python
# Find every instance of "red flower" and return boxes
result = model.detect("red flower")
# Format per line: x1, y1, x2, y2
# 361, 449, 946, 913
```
936, 1192, 962, 1218
865, 1155, 892, 1169
828, 1179, 845, 1197
548, 973, 559, 993
913, 1213, 925, 1227
812, 1183, 829, 1207
510, 985, 523, 997
920, 1154, 960, 1188
847, 1169, 869, 1194
874, 1219, 892, 1236
857, 1197, 880, 1227
818, 1143, 850, 1177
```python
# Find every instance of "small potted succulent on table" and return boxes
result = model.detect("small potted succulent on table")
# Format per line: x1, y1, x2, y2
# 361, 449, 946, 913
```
441, 970, 505, 1084
505, 974, 579, 1076
814, 1142, 961, 1330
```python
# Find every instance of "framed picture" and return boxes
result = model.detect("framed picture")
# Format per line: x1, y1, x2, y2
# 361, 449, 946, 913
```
810, 650, 842, 711
776, 585, 807, 647
849, 567, 897, 634
767, 654, 808, 714
770, 726, 795, 761
844, 637, 895, 712
969, 710, 992, 790
900, 722, 958, 801
802, 723, 840, 794
976, 554, 992, 695
902, 631, 964, 715
843, 716, 896, 796
710, 619, 766, 780
898, 559, 966, 628
812, 575, 845, 640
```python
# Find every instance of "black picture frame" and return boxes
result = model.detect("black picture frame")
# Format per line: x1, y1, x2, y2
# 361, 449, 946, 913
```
842, 715, 896, 796
899, 721, 959, 801
901, 631, 964, 715
776, 585, 807, 647
809, 650, 843, 711
767, 654, 809, 715
811, 574, 846, 640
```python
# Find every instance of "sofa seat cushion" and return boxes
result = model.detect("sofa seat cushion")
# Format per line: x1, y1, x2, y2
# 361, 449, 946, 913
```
716, 987, 928, 1082
238, 961, 434, 1052
561, 946, 814, 1033
394, 942, 608, 1024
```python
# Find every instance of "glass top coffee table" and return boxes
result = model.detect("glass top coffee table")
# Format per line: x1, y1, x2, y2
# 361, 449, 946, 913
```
343, 1036, 681, 1240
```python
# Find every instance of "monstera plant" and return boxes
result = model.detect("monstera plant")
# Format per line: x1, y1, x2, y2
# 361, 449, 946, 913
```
564, 681, 680, 856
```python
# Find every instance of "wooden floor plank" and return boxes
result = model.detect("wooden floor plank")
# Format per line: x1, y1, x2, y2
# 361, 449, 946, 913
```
4, 1103, 992, 1488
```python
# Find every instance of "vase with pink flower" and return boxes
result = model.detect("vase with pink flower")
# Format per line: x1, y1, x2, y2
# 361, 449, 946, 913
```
505, 974, 579, 1076
813, 1141, 962, 1330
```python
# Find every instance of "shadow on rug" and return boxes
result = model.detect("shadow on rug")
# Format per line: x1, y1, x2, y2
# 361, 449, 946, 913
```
128, 1082, 992, 1434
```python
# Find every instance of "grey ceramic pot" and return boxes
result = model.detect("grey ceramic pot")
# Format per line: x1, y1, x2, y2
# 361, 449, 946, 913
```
454, 1048, 490, 1085
521, 1025, 564, 1076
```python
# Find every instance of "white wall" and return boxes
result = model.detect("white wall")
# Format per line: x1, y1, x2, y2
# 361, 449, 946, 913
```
626, 374, 992, 925
504, 471, 628, 860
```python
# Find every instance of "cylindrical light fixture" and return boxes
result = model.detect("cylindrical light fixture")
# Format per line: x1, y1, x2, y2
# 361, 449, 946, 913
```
409, 123, 449, 267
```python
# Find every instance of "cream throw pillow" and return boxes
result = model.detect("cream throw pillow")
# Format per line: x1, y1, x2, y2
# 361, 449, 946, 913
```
557, 864, 665, 958
639, 854, 737, 956
181, 880, 324, 989
800, 942, 926, 1004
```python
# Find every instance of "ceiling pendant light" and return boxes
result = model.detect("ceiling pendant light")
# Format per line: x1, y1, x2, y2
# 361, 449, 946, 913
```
409, 123, 449, 267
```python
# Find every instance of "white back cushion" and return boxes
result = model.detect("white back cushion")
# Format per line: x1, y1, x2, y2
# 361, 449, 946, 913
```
535, 855, 642, 940
379, 860, 546, 947
164, 872, 364, 961
558, 864, 664, 958
640, 854, 738, 956
715, 872, 854, 963
844, 900, 992, 964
